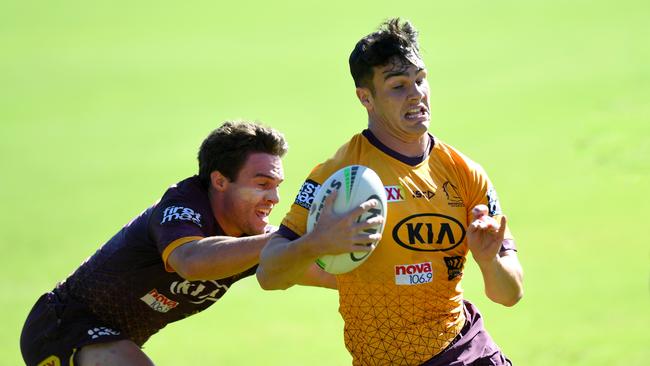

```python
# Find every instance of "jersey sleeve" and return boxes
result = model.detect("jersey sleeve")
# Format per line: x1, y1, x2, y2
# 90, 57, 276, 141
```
279, 163, 334, 240
150, 200, 209, 271
463, 160, 517, 251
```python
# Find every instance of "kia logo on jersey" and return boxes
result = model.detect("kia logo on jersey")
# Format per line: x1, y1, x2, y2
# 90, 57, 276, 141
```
392, 213, 466, 252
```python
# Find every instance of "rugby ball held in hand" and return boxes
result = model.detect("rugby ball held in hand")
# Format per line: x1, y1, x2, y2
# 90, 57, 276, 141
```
306, 165, 387, 274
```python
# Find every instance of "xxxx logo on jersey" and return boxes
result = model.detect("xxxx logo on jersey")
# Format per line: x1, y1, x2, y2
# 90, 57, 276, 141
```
384, 185, 405, 202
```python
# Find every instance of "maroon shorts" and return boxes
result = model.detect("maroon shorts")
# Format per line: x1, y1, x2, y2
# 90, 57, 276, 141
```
20, 288, 126, 366
420, 300, 513, 366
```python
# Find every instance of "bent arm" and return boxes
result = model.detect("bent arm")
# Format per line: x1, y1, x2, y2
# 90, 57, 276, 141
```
257, 195, 382, 290
477, 249, 524, 307
167, 233, 273, 281
297, 263, 338, 289
467, 206, 524, 307
256, 233, 330, 290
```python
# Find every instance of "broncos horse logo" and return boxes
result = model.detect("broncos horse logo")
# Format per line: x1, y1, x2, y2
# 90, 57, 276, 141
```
442, 181, 464, 207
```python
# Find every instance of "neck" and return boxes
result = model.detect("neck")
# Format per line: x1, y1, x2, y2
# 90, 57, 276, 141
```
367, 122, 429, 158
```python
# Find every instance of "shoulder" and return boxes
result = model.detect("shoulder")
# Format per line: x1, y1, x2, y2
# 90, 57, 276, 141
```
291, 133, 366, 210
308, 132, 367, 183
153, 176, 211, 226
432, 138, 485, 175
157, 176, 208, 205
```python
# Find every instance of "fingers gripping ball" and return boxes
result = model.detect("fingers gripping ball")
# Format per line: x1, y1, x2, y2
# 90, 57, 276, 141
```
307, 165, 387, 274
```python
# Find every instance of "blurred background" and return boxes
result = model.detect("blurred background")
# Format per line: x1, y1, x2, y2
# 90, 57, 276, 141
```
1, 0, 648, 364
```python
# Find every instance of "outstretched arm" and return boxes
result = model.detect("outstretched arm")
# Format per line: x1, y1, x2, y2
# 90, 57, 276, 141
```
257, 234, 338, 290
467, 205, 524, 307
167, 233, 273, 281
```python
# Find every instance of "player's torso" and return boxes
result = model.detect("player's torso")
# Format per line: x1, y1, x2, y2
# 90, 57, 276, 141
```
64, 176, 254, 345
319, 132, 472, 364
359, 154, 469, 286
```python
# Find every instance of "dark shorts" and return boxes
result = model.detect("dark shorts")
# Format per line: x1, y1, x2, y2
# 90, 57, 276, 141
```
420, 300, 513, 366
20, 287, 126, 366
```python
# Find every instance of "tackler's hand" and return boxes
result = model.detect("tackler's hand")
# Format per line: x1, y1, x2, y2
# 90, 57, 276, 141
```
467, 204, 506, 265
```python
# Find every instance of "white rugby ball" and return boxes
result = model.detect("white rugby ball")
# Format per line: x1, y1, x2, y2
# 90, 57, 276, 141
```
306, 165, 387, 274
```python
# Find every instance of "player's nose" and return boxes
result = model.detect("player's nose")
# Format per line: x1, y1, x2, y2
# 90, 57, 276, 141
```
267, 187, 280, 204
408, 82, 426, 101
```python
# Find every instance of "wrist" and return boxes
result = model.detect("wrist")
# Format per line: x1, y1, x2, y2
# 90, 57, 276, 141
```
476, 254, 499, 271
293, 232, 323, 261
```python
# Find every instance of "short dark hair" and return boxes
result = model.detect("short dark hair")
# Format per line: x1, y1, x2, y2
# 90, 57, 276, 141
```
349, 18, 422, 91
198, 121, 288, 186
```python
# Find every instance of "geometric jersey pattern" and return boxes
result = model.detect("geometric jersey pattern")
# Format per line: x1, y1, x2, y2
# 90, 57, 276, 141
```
282, 130, 514, 365
338, 266, 464, 365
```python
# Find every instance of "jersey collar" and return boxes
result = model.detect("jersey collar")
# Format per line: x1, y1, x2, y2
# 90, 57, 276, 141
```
362, 129, 434, 166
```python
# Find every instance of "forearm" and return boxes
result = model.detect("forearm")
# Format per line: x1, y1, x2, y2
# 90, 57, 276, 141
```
256, 234, 321, 290
295, 263, 338, 289
476, 251, 524, 307
172, 233, 272, 281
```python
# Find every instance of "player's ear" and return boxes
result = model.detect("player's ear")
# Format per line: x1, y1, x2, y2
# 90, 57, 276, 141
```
356, 87, 373, 110
210, 171, 229, 192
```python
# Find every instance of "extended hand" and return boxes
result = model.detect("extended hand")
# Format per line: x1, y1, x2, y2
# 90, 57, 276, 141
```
467, 204, 506, 265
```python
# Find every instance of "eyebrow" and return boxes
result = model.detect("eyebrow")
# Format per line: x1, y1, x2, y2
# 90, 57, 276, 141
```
254, 173, 284, 182
382, 68, 426, 81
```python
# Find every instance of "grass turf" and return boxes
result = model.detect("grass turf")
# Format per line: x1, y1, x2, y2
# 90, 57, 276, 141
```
2, 0, 648, 364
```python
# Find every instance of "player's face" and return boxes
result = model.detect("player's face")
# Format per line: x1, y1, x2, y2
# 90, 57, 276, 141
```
362, 56, 430, 141
220, 152, 284, 236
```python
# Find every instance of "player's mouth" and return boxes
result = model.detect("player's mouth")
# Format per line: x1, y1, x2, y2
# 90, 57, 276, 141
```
404, 105, 429, 122
256, 207, 272, 222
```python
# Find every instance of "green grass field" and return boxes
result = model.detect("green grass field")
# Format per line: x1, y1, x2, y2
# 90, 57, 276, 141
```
2, 0, 648, 364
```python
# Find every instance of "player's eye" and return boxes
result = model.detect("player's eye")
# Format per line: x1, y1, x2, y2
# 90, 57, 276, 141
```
252, 179, 268, 188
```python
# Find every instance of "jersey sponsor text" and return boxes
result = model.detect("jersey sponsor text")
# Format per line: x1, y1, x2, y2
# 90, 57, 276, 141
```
140, 288, 179, 313
160, 206, 202, 227
384, 185, 405, 202
392, 213, 466, 252
295, 179, 321, 209
412, 190, 435, 199
395, 261, 433, 285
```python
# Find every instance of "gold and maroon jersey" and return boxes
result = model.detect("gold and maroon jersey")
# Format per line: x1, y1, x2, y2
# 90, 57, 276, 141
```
279, 130, 515, 365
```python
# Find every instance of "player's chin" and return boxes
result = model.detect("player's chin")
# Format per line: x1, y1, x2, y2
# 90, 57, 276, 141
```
402, 117, 429, 132
248, 218, 269, 235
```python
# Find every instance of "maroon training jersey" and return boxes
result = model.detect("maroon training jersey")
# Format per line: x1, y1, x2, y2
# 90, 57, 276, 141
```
63, 176, 256, 345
